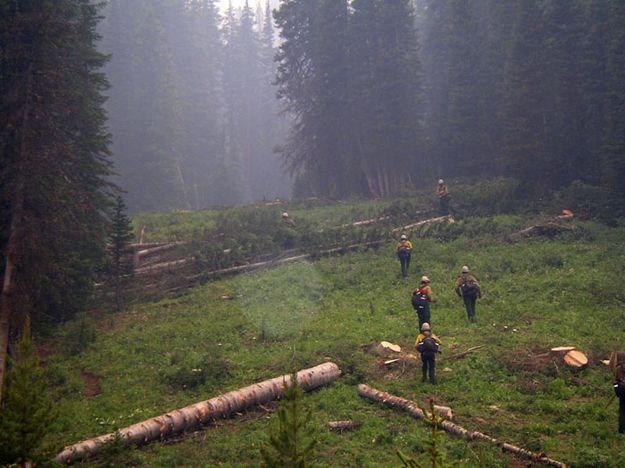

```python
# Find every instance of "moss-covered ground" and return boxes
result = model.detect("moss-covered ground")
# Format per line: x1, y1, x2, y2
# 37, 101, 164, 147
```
45, 215, 625, 467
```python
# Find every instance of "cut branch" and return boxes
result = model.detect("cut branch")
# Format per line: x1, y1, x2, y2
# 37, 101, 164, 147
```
358, 384, 566, 468
56, 362, 341, 464
327, 420, 362, 432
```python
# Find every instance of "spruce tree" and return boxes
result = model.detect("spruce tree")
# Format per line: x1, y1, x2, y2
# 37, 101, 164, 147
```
108, 196, 134, 311
0, 0, 113, 398
0, 323, 57, 466
260, 374, 317, 467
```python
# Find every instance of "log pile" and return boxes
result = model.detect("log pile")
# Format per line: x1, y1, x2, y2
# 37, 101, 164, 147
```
358, 384, 566, 468
56, 362, 341, 464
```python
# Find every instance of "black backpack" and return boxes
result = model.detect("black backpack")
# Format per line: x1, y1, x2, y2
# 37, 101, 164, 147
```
615, 380, 625, 399
398, 247, 411, 259
412, 290, 429, 309
420, 336, 439, 353
461, 280, 479, 297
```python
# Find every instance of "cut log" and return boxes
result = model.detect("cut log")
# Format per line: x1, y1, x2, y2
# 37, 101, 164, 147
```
550, 346, 576, 356
563, 350, 588, 368
55, 362, 341, 464
433, 405, 453, 420
327, 420, 362, 432
136, 243, 183, 259
380, 341, 402, 353
357, 384, 566, 468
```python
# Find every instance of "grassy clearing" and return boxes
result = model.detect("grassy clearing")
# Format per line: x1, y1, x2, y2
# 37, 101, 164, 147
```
46, 216, 625, 467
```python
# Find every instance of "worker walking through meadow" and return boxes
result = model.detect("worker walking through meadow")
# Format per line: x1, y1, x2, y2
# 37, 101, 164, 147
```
395, 234, 413, 278
437, 179, 450, 216
412, 275, 433, 329
415, 322, 441, 385
454, 265, 481, 321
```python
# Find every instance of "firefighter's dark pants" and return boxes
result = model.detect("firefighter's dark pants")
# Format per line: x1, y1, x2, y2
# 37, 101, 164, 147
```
463, 294, 477, 321
421, 352, 436, 384
618, 397, 625, 434
399, 254, 411, 277
415, 302, 430, 329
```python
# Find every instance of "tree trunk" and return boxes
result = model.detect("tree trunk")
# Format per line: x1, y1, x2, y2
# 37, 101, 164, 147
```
358, 384, 566, 468
0, 63, 34, 402
56, 362, 341, 464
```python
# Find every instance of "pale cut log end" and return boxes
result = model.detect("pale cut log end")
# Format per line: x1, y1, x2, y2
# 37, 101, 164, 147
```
563, 350, 588, 368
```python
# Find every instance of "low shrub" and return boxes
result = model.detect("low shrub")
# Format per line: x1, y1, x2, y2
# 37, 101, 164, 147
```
61, 313, 97, 356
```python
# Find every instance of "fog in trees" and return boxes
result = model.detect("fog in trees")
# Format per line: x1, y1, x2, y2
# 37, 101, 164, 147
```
97, 0, 625, 212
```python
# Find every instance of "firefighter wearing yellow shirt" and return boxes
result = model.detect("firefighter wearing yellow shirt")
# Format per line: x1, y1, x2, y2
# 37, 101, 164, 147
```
395, 234, 413, 278
412, 276, 433, 329
415, 322, 441, 384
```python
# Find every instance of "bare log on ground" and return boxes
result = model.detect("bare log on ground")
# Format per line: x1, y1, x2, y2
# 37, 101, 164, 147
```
563, 350, 588, 368
129, 241, 186, 249
550, 346, 576, 356
327, 420, 362, 432
358, 384, 566, 468
136, 243, 184, 259
391, 215, 453, 232
509, 223, 574, 241
56, 362, 341, 464
134, 257, 195, 276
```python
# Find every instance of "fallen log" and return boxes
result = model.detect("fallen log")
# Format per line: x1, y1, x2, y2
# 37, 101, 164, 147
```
134, 257, 195, 275
391, 215, 453, 232
136, 243, 184, 259
327, 420, 362, 432
563, 350, 588, 369
549, 346, 576, 356
358, 384, 566, 468
509, 222, 574, 241
56, 362, 341, 464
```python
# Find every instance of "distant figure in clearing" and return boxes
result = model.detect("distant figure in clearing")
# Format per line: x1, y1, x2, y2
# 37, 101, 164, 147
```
412, 275, 434, 329
395, 234, 413, 278
415, 322, 441, 385
454, 265, 481, 322
281, 211, 296, 227
437, 179, 450, 216
281, 212, 296, 249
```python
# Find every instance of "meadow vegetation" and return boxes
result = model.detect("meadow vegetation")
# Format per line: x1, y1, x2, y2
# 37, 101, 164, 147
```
41, 200, 625, 466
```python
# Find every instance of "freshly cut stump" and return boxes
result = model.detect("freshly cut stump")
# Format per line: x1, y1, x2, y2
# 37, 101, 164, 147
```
563, 350, 588, 368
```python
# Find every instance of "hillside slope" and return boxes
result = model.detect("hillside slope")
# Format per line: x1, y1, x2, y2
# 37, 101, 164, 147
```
47, 216, 625, 467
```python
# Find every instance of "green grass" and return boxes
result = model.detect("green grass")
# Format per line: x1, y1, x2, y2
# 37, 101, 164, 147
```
46, 216, 625, 467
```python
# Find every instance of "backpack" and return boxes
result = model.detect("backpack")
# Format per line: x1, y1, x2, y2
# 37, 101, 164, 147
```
461, 280, 479, 297
615, 380, 625, 399
397, 247, 411, 259
420, 336, 439, 353
411, 289, 429, 309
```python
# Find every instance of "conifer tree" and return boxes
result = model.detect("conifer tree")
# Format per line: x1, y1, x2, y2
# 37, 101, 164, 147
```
108, 196, 134, 311
0, 323, 57, 466
0, 0, 113, 399
260, 374, 317, 467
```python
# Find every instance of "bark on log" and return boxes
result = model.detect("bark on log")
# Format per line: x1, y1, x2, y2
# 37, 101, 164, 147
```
357, 384, 566, 468
509, 223, 574, 241
327, 420, 362, 432
563, 350, 588, 368
56, 362, 341, 464
134, 257, 195, 276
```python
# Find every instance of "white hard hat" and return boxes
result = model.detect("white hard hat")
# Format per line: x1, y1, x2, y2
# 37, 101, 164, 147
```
282, 212, 289, 218
461, 265, 469, 273
421, 322, 431, 331
438, 179, 444, 184
421, 276, 430, 283
400, 234, 407, 240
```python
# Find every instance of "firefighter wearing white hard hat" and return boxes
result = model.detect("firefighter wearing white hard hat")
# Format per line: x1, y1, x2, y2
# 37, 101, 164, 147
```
415, 322, 441, 384
395, 234, 413, 278
412, 275, 434, 329
436, 179, 450, 215
455, 265, 481, 321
